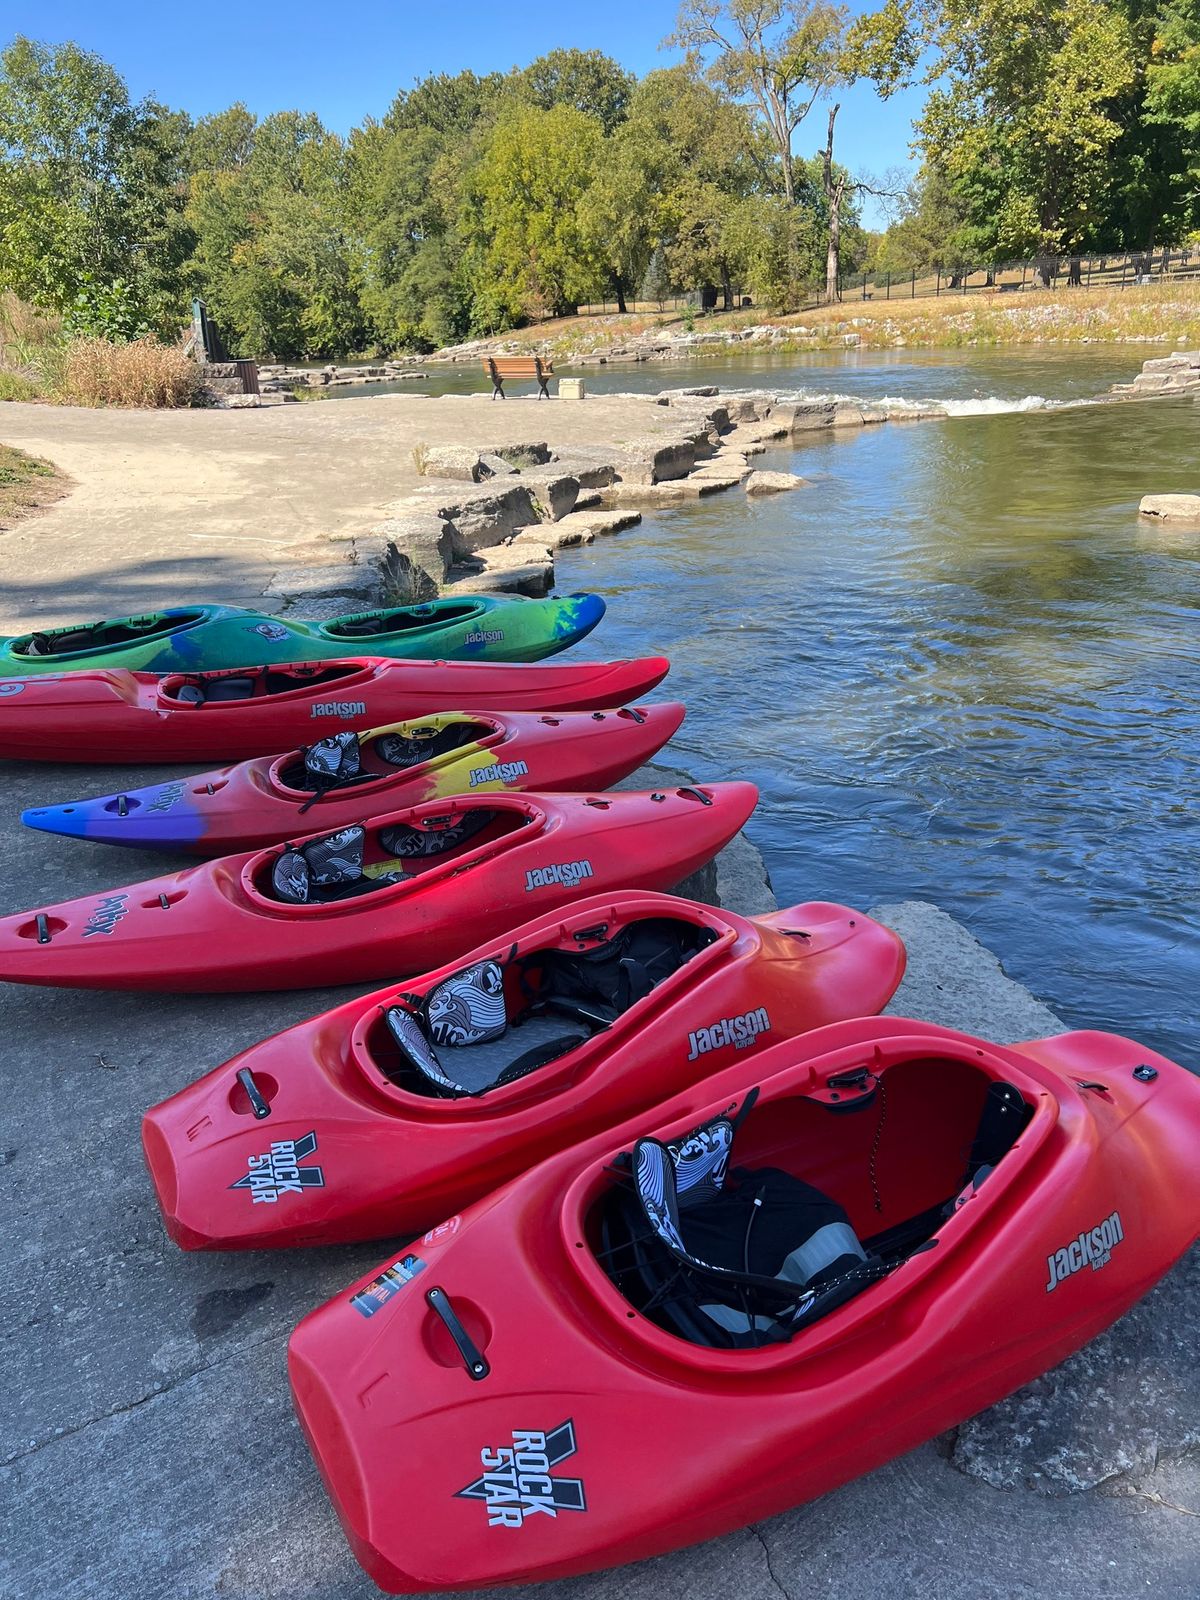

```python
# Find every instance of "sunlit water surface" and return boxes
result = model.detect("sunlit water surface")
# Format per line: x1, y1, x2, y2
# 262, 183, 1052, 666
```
538, 347, 1200, 1065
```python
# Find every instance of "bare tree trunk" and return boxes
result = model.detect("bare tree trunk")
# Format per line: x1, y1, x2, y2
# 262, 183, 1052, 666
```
720, 263, 732, 311
822, 105, 844, 304
612, 273, 627, 315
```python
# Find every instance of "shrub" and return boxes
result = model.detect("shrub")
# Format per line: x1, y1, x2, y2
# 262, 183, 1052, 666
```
55, 337, 203, 408
0, 370, 39, 401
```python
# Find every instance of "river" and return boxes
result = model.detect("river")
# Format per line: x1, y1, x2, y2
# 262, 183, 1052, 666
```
532, 346, 1195, 1066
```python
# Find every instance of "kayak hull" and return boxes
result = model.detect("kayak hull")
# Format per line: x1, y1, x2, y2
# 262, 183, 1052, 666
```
0, 595, 605, 677
21, 703, 687, 854
141, 892, 906, 1248
288, 1018, 1200, 1593
0, 784, 758, 992
0, 655, 670, 764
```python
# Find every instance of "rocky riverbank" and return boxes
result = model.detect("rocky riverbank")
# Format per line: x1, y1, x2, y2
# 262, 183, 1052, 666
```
290, 385, 942, 607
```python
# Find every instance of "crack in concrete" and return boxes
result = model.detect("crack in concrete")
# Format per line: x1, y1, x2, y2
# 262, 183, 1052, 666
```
1, 1322, 289, 1469
749, 1523, 794, 1600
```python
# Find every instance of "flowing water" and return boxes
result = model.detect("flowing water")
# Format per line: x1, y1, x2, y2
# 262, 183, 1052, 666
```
534, 346, 1198, 1065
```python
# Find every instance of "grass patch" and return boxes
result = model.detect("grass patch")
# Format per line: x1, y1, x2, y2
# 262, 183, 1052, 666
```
0, 443, 69, 530
290, 384, 329, 401
0, 370, 39, 402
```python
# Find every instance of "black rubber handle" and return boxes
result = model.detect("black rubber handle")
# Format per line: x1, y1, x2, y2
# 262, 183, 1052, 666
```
426, 1286, 489, 1380
236, 1067, 272, 1120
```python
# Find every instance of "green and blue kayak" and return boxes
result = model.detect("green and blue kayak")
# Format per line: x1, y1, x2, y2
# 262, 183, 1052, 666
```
0, 594, 605, 677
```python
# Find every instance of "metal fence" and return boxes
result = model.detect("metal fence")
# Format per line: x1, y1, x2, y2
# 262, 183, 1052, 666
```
577, 246, 1199, 320
840, 245, 1200, 305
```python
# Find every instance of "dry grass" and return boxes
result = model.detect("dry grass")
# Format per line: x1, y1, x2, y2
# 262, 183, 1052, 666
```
0, 443, 69, 531
56, 337, 204, 408
476, 279, 1200, 358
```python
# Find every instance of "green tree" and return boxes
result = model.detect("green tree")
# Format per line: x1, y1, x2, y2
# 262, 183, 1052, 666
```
185, 111, 365, 357
618, 68, 762, 307
343, 71, 503, 349
0, 37, 190, 330
1108, 0, 1200, 248
920, 0, 1140, 269
668, 0, 848, 204
469, 103, 605, 325
518, 49, 634, 134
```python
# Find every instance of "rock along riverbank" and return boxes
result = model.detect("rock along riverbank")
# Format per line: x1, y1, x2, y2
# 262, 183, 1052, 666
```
279, 385, 945, 608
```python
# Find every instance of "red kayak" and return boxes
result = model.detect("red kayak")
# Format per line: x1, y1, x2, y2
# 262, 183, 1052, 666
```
0, 784, 757, 992
290, 1016, 1200, 1593
21, 703, 685, 856
0, 655, 670, 763
142, 890, 905, 1249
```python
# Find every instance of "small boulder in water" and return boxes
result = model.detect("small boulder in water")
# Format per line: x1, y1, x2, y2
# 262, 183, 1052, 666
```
1138, 493, 1200, 523
745, 470, 808, 495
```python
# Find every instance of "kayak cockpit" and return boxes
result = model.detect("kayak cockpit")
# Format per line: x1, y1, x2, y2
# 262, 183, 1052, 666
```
158, 661, 370, 708
10, 610, 208, 659
319, 602, 485, 640
590, 1048, 1044, 1351
271, 717, 500, 798
365, 916, 722, 1099
247, 801, 541, 909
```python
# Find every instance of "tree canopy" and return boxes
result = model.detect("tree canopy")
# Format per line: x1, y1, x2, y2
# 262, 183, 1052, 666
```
1, 10, 1196, 358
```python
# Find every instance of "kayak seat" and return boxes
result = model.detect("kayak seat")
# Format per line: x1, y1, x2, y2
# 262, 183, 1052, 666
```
377, 809, 503, 859
374, 722, 482, 769
205, 675, 257, 702
300, 731, 363, 795
270, 824, 401, 905
385, 960, 588, 1095
603, 1110, 890, 1349
172, 675, 257, 705
379, 917, 719, 1099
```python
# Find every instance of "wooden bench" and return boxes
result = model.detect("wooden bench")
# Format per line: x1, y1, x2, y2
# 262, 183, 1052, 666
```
482, 355, 554, 400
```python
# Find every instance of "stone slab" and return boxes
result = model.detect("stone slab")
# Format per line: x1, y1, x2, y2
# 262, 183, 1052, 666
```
1139, 493, 1200, 522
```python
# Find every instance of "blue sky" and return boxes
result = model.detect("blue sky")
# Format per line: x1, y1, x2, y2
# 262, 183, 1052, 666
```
6, 1, 925, 225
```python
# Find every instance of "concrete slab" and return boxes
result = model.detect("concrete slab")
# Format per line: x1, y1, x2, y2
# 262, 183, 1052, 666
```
0, 394, 698, 627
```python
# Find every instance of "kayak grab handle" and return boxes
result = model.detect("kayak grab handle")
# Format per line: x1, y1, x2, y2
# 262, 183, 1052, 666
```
236, 1067, 272, 1120
425, 1287, 489, 1381
36, 913, 51, 945
677, 786, 713, 805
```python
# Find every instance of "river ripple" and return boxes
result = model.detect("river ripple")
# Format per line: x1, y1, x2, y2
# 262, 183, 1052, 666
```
561, 358, 1200, 1066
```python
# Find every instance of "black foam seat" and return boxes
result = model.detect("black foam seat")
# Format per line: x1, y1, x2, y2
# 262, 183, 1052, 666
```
205, 675, 257, 702
378, 809, 500, 859
384, 958, 586, 1098
615, 1110, 888, 1347
173, 676, 256, 706
271, 824, 400, 904
375, 722, 481, 769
